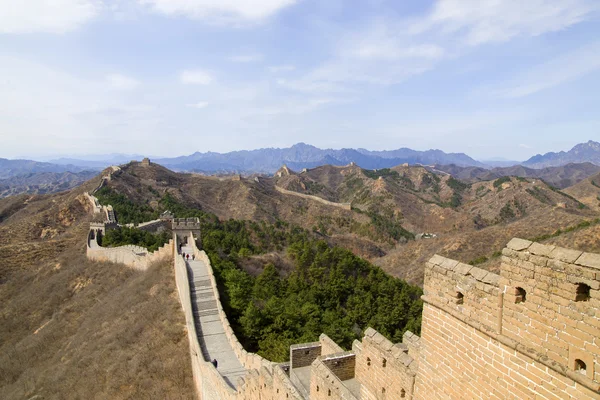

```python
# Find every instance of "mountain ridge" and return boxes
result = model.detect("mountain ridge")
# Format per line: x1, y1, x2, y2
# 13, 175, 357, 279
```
523, 140, 600, 168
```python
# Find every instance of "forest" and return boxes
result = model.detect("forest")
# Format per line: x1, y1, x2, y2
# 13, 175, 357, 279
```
96, 187, 424, 361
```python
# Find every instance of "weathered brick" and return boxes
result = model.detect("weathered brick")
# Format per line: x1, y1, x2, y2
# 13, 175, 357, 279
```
575, 252, 600, 270
507, 238, 533, 251
549, 247, 584, 264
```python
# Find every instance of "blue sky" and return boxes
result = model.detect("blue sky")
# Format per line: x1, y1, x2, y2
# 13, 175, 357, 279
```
1, 0, 599, 161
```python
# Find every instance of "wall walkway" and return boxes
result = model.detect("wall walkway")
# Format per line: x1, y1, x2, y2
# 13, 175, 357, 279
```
181, 243, 247, 388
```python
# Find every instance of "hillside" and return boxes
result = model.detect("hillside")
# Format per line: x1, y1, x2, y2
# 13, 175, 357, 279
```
523, 140, 600, 168
433, 162, 600, 189
0, 177, 195, 399
563, 172, 600, 212
0, 171, 97, 198
91, 160, 599, 285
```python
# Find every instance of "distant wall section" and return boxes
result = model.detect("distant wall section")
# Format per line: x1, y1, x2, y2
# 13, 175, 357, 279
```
275, 186, 352, 211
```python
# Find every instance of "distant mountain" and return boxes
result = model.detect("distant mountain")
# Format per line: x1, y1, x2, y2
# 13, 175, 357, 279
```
523, 140, 600, 168
47, 153, 150, 169
155, 143, 487, 173
0, 171, 97, 198
0, 158, 97, 179
433, 162, 600, 189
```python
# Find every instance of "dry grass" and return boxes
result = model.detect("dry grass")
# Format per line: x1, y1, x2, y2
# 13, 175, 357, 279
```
0, 250, 195, 399
0, 188, 196, 400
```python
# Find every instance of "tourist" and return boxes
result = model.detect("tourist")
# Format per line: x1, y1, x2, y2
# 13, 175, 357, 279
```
186, 254, 190, 261
211, 359, 218, 368
192, 254, 195, 261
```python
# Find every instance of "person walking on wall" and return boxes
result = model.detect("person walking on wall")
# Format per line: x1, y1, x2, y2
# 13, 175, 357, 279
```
186, 254, 190, 261
192, 254, 195, 261
211, 359, 218, 368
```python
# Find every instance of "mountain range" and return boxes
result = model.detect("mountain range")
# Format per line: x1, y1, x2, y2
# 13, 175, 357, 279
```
154, 143, 488, 173
523, 140, 600, 168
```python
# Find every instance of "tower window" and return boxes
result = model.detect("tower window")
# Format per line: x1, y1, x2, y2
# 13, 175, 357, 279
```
576, 283, 591, 302
515, 287, 526, 303
456, 291, 464, 305
574, 359, 587, 374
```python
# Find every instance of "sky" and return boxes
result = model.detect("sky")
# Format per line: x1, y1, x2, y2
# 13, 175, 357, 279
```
1, 0, 599, 161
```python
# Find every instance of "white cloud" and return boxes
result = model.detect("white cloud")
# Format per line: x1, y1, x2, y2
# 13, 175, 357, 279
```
268, 64, 295, 72
106, 74, 140, 90
180, 69, 214, 85
0, 0, 99, 34
186, 101, 210, 109
519, 144, 532, 149
493, 41, 600, 98
138, 0, 298, 24
230, 53, 263, 63
412, 0, 600, 45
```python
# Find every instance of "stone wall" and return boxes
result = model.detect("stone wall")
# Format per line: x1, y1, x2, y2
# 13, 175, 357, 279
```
355, 328, 417, 400
87, 236, 173, 271
310, 355, 358, 400
275, 186, 352, 211
416, 238, 600, 399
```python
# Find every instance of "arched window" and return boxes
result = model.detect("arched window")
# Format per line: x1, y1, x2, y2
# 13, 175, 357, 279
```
456, 291, 464, 305
575, 359, 587, 374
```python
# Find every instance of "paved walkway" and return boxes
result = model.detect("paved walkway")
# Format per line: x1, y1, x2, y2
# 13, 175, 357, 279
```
182, 245, 247, 388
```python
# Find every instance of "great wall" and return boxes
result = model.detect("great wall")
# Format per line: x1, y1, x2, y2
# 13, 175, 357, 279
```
84, 159, 600, 399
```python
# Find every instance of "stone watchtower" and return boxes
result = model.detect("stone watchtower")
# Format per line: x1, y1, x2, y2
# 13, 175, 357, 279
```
171, 217, 201, 246
141, 158, 151, 167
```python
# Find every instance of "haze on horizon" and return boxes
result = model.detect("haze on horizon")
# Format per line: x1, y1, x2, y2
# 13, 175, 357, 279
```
1, 0, 600, 161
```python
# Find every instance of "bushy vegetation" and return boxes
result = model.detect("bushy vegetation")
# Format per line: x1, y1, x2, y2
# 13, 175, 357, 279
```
207, 231, 423, 361
362, 168, 399, 180
150, 196, 424, 362
528, 218, 600, 242
493, 176, 512, 189
101, 227, 171, 252
95, 186, 423, 361
95, 187, 157, 224
526, 187, 552, 204
592, 180, 600, 189
446, 176, 469, 192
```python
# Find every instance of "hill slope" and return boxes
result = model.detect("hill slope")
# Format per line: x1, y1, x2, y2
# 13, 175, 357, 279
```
0, 178, 195, 399
433, 162, 600, 189
95, 161, 598, 285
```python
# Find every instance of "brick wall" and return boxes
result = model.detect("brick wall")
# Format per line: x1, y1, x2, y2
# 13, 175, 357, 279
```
500, 239, 600, 384
309, 356, 358, 400
415, 303, 599, 399
415, 238, 600, 400
355, 328, 416, 400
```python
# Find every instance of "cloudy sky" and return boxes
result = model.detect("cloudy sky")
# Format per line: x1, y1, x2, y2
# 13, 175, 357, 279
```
1, 0, 599, 161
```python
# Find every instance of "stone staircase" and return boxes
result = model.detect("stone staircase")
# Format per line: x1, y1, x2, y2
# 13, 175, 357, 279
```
183, 246, 247, 388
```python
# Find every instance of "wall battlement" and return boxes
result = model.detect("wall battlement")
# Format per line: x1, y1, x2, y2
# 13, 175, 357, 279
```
419, 238, 600, 399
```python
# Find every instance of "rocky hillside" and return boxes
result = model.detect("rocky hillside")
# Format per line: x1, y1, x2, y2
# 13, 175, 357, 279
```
432, 162, 600, 189
563, 172, 600, 212
95, 161, 599, 285
0, 171, 97, 198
